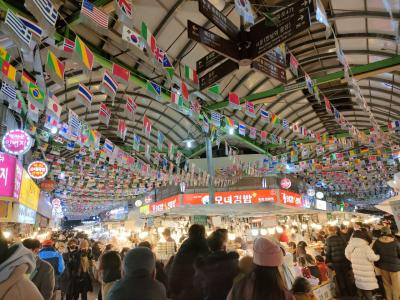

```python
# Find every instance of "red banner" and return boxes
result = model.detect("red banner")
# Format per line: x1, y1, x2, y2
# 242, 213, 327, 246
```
149, 194, 180, 214
279, 190, 302, 207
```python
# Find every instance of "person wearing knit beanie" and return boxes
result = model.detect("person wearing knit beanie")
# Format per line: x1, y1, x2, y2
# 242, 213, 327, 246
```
227, 237, 295, 300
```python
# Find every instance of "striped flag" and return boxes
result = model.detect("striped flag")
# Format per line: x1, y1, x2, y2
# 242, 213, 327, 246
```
104, 138, 114, 154
324, 96, 333, 115
125, 96, 136, 115
211, 111, 221, 127
157, 130, 165, 150
260, 109, 270, 123
76, 83, 93, 108
17, 15, 43, 38
81, 0, 109, 29
25, 0, 58, 27
181, 80, 189, 101
0, 48, 10, 62
112, 63, 129, 84
0, 81, 16, 101
68, 109, 81, 138
184, 65, 198, 84
62, 38, 75, 54
163, 54, 174, 79
132, 134, 141, 151
117, 119, 127, 140
74, 36, 94, 71
114, 0, 133, 24
46, 92, 62, 119
170, 92, 182, 107
99, 103, 111, 126
141, 21, 156, 55
225, 116, 235, 128
101, 70, 118, 97
4, 10, 33, 50
46, 50, 64, 84
239, 123, 246, 136
271, 113, 281, 127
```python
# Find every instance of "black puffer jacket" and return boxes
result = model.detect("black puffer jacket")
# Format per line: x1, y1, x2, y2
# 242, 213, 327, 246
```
372, 236, 400, 272
325, 234, 349, 265
168, 238, 209, 300
194, 251, 239, 300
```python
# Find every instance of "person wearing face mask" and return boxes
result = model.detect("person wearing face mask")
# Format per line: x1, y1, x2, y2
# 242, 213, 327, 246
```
22, 239, 55, 300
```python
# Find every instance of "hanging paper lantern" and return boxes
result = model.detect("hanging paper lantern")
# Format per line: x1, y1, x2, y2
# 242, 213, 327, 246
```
40, 179, 56, 192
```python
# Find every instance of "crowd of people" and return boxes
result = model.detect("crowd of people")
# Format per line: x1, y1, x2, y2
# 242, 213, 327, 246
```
0, 221, 399, 300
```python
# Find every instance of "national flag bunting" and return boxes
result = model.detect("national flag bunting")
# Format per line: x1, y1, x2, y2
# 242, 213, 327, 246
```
181, 80, 189, 101
184, 65, 198, 84
260, 131, 267, 143
46, 50, 65, 84
0, 81, 16, 101
125, 96, 136, 115
289, 53, 298, 77
46, 92, 62, 119
155, 47, 165, 64
0, 48, 10, 62
101, 70, 118, 97
112, 63, 129, 84
260, 109, 270, 123
170, 92, 183, 107
99, 103, 111, 126
0, 57, 16, 83
9, 98, 22, 114
4, 10, 33, 50
26, 0, 58, 27
133, 134, 141, 151
27, 81, 45, 109
228, 92, 240, 109
141, 21, 156, 55
117, 119, 127, 140
17, 15, 43, 38
27, 101, 39, 122
68, 109, 81, 138
208, 84, 220, 95
245, 101, 256, 118
211, 111, 221, 127
163, 55, 174, 79
271, 113, 281, 127
143, 115, 152, 137
324, 96, 333, 115
114, 0, 133, 24
63, 38, 75, 54
157, 130, 165, 150
249, 127, 257, 139
225, 116, 235, 128
146, 80, 161, 97
104, 138, 114, 153
388, 120, 400, 130
239, 123, 246, 136
74, 36, 94, 71
76, 83, 93, 108
81, 0, 109, 29
121, 26, 144, 51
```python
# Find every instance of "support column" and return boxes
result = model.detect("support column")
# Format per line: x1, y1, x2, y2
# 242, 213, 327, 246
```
205, 137, 215, 204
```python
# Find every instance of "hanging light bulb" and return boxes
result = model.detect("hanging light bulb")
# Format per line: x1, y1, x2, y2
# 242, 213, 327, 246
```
251, 229, 259, 236
229, 127, 234, 135
186, 140, 192, 148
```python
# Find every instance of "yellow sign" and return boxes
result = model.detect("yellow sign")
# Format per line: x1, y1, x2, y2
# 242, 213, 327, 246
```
0, 200, 12, 222
18, 170, 40, 211
139, 204, 149, 215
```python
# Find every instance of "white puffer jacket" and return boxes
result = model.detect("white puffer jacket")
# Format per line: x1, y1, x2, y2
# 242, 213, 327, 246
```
345, 237, 380, 290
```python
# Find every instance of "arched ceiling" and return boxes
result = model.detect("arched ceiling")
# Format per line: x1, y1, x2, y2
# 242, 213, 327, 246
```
1, 0, 400, 157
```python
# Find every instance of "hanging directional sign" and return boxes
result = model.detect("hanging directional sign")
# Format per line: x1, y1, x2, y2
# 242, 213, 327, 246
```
196, 51, 225, 74
252, 56, 287, 83
187, 20, 240, 61
248, 0, 313, 59
199, 59, 239, 90
198, 0, 239, 41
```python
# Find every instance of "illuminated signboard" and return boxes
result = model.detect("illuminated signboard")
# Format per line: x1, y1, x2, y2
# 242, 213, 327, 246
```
149, 195, 180, 214
18, 170, 40, 210
2, 130, 32, 155
28, 161, 48, 179
315, 199, 327, 211
280, 178, 291, 189
279, 190, 302, 207
0, 152, 23, 200
183, 190, 278, 206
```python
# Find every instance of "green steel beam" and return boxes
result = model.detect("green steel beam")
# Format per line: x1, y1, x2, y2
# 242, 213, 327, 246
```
206, 55, 400, 111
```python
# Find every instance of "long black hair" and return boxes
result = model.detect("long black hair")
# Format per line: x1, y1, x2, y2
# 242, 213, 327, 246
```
252, 265, 287, 300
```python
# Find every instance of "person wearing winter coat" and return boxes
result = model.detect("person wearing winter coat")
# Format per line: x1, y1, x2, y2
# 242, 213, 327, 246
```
325, 226, 355, 297
291, 277, 318, 300
38, 240, 65, 275
227, 237, 295, 300
194, 229, 239, 300
22, 238, 55, 300
372, 226, 400, 300
0, 239, 44, 300
345, 231, 380, 300
107, 247, 167, 300
168, 224, 209, 300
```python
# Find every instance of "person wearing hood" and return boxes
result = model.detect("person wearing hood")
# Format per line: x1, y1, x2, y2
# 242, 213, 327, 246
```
345, 230, 380, 300
372, 226, 400, 300
22, 238, 55, 300
107, 247, 167, 300
38, 239, 65, 276
194, 229, 239, 300
0, 233, 44, 300
227, 237, 295, 300
168, 224, 209, 300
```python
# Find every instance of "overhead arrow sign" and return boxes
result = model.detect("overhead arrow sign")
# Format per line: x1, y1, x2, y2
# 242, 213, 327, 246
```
199, 59, 239, 90
196, 51, 225, 74
187, 20, 240, 61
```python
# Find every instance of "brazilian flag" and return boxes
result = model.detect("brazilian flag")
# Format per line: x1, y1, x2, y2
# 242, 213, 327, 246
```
28, 82, 45, 109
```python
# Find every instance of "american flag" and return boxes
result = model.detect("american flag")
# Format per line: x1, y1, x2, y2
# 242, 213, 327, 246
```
211, 111, 221, 127
68, 109, 81, 138
99, 103, 111, 126
81, 0, 109, 29
0, 81, 16, 100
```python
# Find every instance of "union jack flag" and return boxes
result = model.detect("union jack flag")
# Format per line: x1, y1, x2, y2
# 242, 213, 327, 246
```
155, 47, 164, 64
